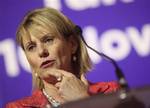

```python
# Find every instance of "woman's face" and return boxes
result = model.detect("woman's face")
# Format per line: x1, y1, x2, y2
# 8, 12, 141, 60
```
22, 26, 77, 75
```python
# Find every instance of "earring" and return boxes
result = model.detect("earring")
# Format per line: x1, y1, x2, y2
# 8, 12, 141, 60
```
73, 55, 77, 61
35, 72, 38, 77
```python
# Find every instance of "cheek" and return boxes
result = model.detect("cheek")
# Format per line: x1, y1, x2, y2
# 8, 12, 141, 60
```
49, 43, 71, 64
57, 45, 72, 65
26, 53, 40, 68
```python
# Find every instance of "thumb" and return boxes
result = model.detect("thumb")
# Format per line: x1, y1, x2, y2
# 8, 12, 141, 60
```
80, 74, 88, 86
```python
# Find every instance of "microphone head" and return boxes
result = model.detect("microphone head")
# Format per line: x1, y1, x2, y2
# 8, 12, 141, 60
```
75, 25, 83, 34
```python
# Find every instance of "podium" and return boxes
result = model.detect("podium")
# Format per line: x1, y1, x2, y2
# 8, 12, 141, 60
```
58, 86, 150, 108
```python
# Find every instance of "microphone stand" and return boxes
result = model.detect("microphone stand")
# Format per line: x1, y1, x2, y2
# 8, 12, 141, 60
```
74, 25, 145, 108
75, 25, 129, 91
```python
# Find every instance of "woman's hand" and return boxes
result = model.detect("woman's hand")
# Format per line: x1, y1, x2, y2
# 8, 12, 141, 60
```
40, 69, 89, 102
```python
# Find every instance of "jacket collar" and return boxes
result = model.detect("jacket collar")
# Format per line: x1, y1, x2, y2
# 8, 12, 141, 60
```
20, 89, 48, 107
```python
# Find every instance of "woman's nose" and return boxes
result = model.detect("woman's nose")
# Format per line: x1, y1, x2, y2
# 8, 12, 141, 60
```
38, 45, 49, 58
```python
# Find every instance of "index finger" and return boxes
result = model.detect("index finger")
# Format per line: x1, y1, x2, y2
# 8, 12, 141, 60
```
40, 68, 75, 78
38, 69, 63, 78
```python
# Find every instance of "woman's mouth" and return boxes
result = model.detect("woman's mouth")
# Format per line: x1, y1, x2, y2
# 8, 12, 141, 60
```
40, 60, 55, 69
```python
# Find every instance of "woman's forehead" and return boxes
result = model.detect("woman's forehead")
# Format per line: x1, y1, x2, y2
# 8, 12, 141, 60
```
22, 25, 61, 43
28, 24, 57, 37
29, 25, 49, 36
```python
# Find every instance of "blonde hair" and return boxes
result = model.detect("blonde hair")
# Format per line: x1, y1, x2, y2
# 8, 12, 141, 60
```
16, 7, 92, 89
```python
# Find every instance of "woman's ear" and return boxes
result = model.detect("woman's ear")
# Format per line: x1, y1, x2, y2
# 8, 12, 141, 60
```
80, 73, 89, 87
68, 35, 78, 54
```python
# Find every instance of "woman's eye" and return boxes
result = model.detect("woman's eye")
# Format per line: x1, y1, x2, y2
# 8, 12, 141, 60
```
26, 45, 36, 51
45, 38, 53, 43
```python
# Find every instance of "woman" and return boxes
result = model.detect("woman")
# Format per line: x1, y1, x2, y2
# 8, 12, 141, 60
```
6, 7, 119, 108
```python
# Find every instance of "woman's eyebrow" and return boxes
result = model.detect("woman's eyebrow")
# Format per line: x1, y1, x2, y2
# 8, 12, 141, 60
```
24, 41, 34, 47
40, 33, 54, 41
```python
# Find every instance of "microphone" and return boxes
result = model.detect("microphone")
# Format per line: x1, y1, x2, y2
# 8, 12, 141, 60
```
74, 25, 129, 93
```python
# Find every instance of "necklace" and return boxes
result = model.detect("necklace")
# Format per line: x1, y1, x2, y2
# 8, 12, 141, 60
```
42, 89, 61, 107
